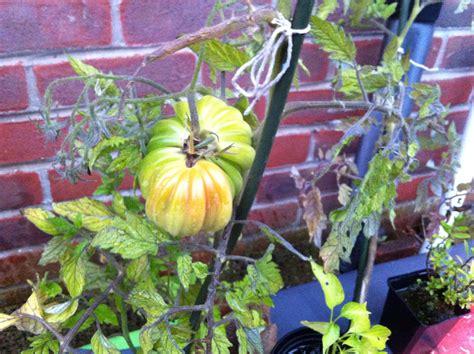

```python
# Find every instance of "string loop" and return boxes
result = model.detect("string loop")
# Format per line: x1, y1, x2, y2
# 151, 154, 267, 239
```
232, 12, 310, 115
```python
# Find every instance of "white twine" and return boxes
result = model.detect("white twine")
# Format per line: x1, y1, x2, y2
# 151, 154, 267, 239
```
232, 12, 310, 115
398, 47, 439, 72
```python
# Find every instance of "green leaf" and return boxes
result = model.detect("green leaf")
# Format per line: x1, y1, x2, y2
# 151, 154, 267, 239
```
360, 324, 391, 350
128, 287, 168, 318
322, 323, 340, 353
249, 244, 284, 295
89, 137, 131, 169
127, 255, 150, 283
177, 255, 193, 291
383, 37, 400, 63
61, 251, 86, 297
243, 326, 264, 354
319, 232, 342, 272
310, 16, 356, 63
23, 208, 61, 236
192, 261, 208, 280
44, 300, 79, 323
92, 213, 165, 259
91, 331, 120, 354
112, 192, 127, 217
38, 279, 62, 299
339, 302, 371, 333
211, 325, 232, 354
236, 327, 249, 354
310, 261, 344, 310
301, 320, 330, 335
317, 0, 338, 20
53, 198, 113, 232
94, 304, 118, 326
39, 237, 70, 266
191, 39, 250, 72
22, 333, 59, 354
349, 0, 371, 25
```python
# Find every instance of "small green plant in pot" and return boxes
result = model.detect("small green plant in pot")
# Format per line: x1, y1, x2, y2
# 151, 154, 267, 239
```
272, 261, 391, 353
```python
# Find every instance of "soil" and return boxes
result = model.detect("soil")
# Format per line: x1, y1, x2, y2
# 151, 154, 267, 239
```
398, 280, 461, 326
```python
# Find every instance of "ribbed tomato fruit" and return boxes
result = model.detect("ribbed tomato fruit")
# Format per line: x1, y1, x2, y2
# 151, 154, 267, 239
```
138, 95, 255, 237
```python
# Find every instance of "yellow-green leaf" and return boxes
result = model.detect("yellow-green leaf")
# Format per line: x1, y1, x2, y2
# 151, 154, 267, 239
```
0, 313, 18, 331
91, 331, 120, 354
310, 261, 344, 310
301, 320, 330, 335
44, 300, 79, 323
23, 208, 61, 236
53, 198, 113, 232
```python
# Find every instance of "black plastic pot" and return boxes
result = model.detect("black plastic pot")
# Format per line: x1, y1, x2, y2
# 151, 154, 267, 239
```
272, 327, 323, 354
380, 269, 469, 353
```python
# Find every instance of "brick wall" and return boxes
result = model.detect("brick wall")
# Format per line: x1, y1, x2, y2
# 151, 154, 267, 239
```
0, 0, 473, 303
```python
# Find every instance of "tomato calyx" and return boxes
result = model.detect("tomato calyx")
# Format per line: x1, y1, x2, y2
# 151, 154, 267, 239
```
182, 130, 220, 168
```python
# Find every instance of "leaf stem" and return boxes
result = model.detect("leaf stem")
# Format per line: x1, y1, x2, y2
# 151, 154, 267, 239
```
116, 294, 137, 354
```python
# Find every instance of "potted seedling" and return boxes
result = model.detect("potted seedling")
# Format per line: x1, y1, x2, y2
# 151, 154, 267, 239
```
272, 261, 391, 353
380, 196, 473, 352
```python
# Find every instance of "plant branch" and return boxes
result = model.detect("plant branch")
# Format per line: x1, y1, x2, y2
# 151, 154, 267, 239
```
144, 8, 276, 64
59, 271, 125, 353
15, 313, 78, 353
283, 100, 401, 119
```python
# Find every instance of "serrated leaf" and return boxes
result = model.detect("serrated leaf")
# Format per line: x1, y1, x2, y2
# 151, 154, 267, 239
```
61, 252, 86, 297
310, 16, 356, 63
53, 198, 113, 232
177, 255, 193, 291
248, 244, 283, 295
349, 0, 371, 25
94, 304, 118, 326
44, 300, 78, 323
127, 255, 150, 283
39, 237, 70, 266
23, 208, 61, 236
89, 137, 131, 169
21, 333, 59, 354
236, 327, 249, 354
211, 325, 232, 354
322, 323, 340, 353
310, 261, 344, 310
191, 39, 250, 72
192, 261, 208, 280
301, 320, 330, 335
92, 213, 165, 259
91, 331, 120, 354
340, 302, 371, 333
243, 326, 264, 354
128, 287, 168, 318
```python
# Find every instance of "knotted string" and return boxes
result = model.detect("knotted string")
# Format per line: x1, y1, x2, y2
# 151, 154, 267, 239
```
232, 12, 310, 115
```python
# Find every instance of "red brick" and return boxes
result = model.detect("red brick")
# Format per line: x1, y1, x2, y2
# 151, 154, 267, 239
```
0, 216, 50, 252
49, 171, 135, 202
0, 0, 111, 54
0, 247, 58, 288
0, 172, 43, 211
376, 235, 420, 264
246, 201, 299, 234
298, 43, 330, 83
257, 165, 338, 203
0, 120, 63, 165
121, 0, 214, 45
0, 65, 28, 112
396, 173, 433, 203
425, 36, 443, 68
355, 37, 383, 66
437, 0, 472, 28
284, 90, 364, 125
424, 75, 474, 106
34, 53, 195, 106
313, 130, 359, 155
267, 133, 310, 168
441, 35, 474, 69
